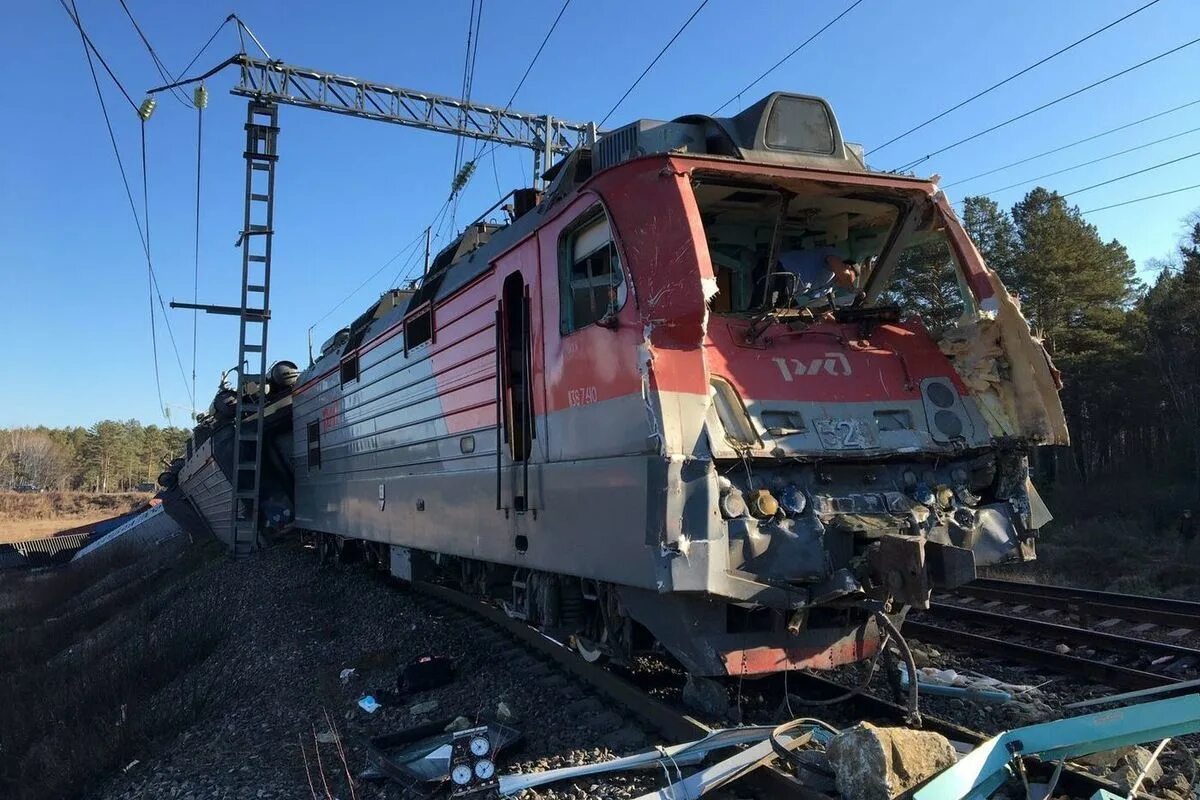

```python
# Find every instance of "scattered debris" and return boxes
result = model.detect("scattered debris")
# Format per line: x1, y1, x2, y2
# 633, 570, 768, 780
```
366, 718, 521, 794
409, 699, 439, 715
444, 716, 472, 732
495, 725, 784, 797
827, 722, 957, 800
495, 700, 516, 723
632, 719, 822, 800
122, 760, 139, 773
315, 730, 338, 744
912, 692, 1200, 800
899, 664, 1042, 706
1055, 643, 1071, 655
1107, 743, 1166, 794
339, 667, 356, 684
357, 696, 381, 713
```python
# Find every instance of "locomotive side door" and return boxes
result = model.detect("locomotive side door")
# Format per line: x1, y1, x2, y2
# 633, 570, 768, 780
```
497, 269, 536, 517
493, 231, 548, 561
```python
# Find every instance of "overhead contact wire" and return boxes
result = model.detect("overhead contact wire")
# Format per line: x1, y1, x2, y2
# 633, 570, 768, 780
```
118, 0, 193, 108
943, 97, 1200, 188
890, 36, 1200, 173
711, 0, 866, 115
973, 125, 1200, 197
601, 0, 712, 126
1081, 182, 1200, 213
1060, 149, 1200, 197
868, 0, 1166, 155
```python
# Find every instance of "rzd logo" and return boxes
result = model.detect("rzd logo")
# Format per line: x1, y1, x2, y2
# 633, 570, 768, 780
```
772, 353, 851, 382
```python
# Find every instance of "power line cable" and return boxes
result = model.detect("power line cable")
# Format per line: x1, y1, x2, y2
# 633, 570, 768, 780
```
66, 0, 193, 414
140, 123, 195, 409
176, 15, 235, 80
974, 124, 1200, 197
59, 0, 138, 112
712, 0, 866, 115
890, 36, 1200, 173
66, 0, 161, 417
308, 227, 430, 335
1080, 182, 1200, 213
1061, 149, 1200, 197
139, 121, 165, 416
869, 0, 1165, 156
943, 97, 1200, 188
472, 0, 574, 199
503, 0, 571, 111
117, 0, 192, 107
600, 0, 711, 127
191, 91, 205, 415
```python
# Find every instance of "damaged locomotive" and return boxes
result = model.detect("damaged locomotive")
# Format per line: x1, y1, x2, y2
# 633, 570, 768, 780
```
176, 92, 1069, 677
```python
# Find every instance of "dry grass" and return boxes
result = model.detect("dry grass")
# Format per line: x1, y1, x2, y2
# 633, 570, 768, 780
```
983, 477, 1200, 598
0, 540, 225, 800
0, 491, 152, 544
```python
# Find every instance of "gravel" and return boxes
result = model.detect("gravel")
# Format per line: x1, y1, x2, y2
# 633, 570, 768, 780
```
86, 541, 751, 800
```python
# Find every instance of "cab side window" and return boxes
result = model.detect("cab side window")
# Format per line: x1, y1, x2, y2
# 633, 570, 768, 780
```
559, 208, 626, 333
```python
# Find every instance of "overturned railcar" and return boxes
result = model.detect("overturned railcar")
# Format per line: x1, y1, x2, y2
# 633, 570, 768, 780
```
289, 93, 1069, 676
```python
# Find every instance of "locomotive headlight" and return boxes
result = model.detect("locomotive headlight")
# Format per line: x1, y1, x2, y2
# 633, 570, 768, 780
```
719, 489, 747, 519
748, 489, 779, 519
780, 484, 807, 516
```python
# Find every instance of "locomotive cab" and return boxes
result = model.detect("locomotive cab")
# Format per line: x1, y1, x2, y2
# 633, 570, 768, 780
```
580, 93, 1068, 674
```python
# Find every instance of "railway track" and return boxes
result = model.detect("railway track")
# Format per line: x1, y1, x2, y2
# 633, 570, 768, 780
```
910, 580, 1200, 691
412, 579, 995, 798
940, 578, 1200, 634
408, 579, 1124, 799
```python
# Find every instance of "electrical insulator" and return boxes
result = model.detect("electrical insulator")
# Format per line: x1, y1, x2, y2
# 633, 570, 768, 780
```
194, 85, 209, 110
137, 97, 157, 121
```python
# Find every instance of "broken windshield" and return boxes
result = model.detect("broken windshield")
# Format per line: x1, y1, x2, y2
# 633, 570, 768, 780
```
695, 180, 901, 314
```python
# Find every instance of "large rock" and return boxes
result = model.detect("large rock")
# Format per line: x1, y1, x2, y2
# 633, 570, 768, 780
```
1106, 746, 1165, 793
826, 722, 957, 800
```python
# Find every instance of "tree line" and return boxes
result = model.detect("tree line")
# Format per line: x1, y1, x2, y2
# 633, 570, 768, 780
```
0, 421, 190, 493
904, 187, 1200, 500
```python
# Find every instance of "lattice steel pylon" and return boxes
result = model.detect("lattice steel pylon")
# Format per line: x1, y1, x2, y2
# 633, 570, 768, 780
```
229, 100, 278, 556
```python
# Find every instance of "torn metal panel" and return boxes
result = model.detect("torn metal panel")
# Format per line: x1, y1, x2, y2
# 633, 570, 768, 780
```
912, 693, 1200, 800
496, 725, 781, 796
631, 721, 820, 800
936, 199, 1069, 447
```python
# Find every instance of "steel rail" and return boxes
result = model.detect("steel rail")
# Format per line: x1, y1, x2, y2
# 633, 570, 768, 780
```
924, 602, 1200, 662
412, 580, 820, 798
904, 620, 1179, 691
963, 578, 1200, 621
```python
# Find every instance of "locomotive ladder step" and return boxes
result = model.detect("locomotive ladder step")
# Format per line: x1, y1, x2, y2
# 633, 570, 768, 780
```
248, 255, 267, 262
242, 344, 263, 353
247, 284, 266, 292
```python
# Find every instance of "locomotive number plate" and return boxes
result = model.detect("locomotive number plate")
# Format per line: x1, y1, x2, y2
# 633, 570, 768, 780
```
814, 418, 875, 450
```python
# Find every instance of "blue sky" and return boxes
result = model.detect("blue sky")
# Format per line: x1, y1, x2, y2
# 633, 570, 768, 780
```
2, 0, 1199, 428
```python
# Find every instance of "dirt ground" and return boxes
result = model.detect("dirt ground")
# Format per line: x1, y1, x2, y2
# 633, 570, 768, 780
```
0, 491, 151, 543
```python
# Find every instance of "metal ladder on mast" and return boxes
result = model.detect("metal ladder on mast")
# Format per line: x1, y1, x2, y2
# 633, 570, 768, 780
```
228, 101, 278, 557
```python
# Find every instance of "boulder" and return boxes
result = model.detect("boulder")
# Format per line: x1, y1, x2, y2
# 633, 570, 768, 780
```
1105, 745, 1164, 792
826, 722, 957, 800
